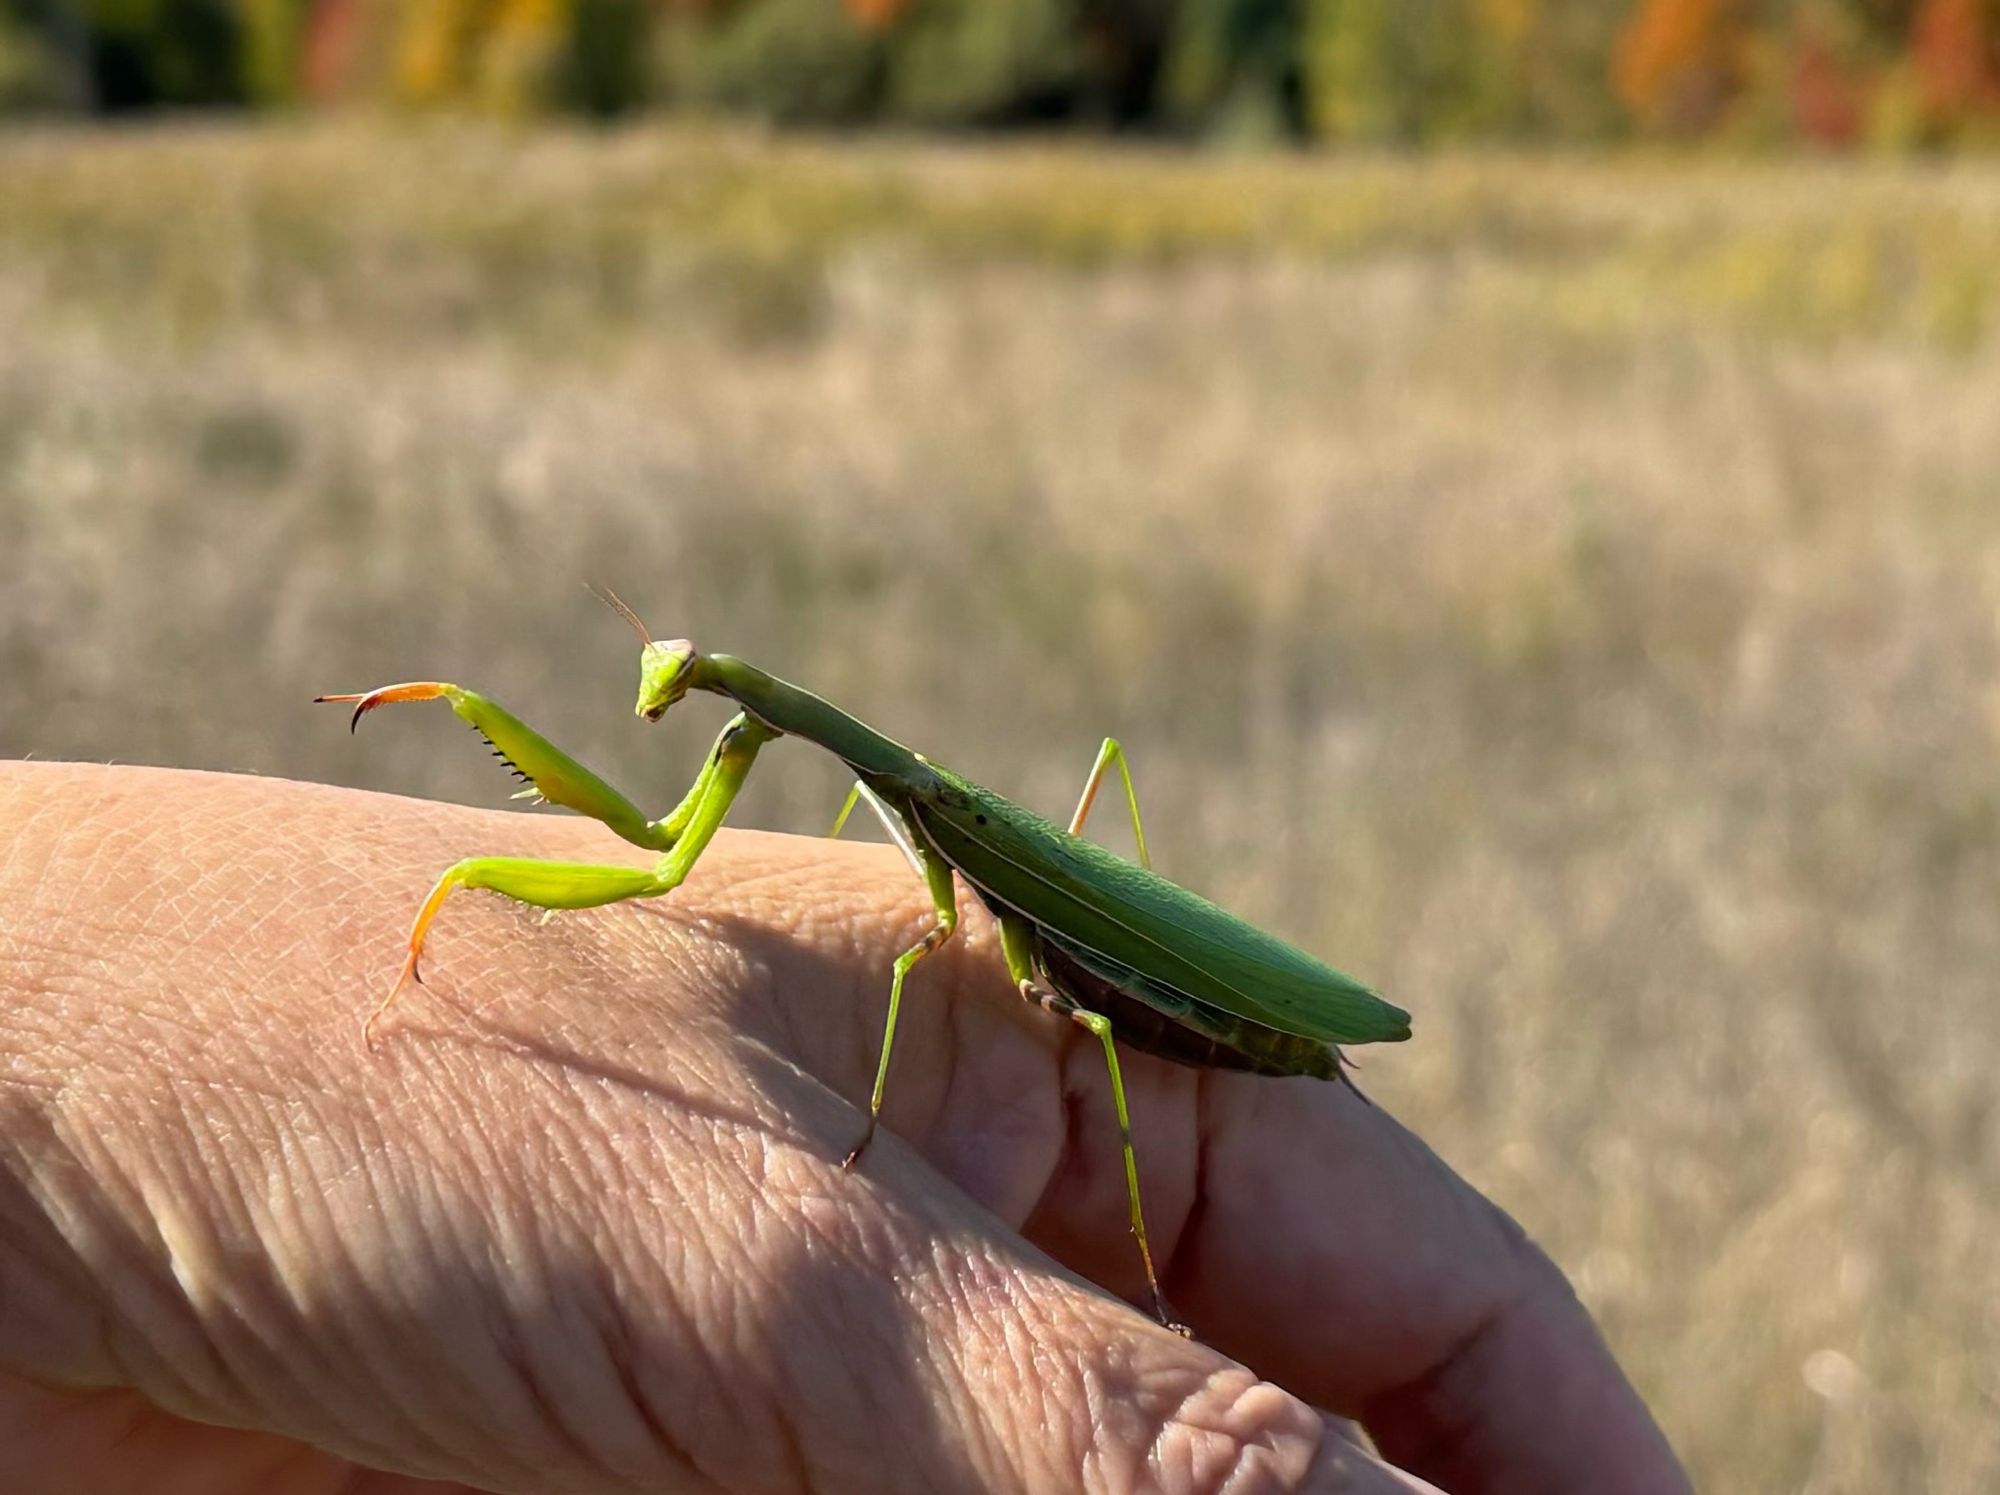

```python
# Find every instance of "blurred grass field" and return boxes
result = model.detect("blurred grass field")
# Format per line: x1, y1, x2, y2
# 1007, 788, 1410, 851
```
4, 123, 1999, 1493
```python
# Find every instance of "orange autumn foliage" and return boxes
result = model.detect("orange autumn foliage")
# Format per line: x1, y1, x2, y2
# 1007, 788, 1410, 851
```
1615, 0, 1746, 133
1913, 0, 2000, 119
1790, 29, 1866, 146
842, 0, 911, 29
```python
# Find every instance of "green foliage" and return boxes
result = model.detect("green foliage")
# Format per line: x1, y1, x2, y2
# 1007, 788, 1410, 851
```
884, 0, 1078, 125
1304, 0, 1470, 143
1159, 0, 1301, 141
238, 0, 305, 104
0, 3, 86, 111
665, 0, 1085, 129
1524, 0, 1633, 138
77, 0, 246, 109
1302, 0, 1631, 144
557, 0, 651, 116
662, 0, 884, 125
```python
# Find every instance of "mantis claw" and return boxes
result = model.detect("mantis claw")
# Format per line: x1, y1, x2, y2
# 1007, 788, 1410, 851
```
360, 947, 424, 1053
841, 1117, 879, 1172
314, 683, 454, 734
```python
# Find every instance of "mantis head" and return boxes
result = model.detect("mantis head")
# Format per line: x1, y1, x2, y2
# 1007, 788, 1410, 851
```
591, 584, 698, 722
636, 639, 700, 721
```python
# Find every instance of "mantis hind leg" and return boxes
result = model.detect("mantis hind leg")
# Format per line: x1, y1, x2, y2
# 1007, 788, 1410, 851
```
1069, 737, 1150, 870
997, 915, 1186, 1335
1067, 1005, 1187, 1335
842, 843, 958, 1170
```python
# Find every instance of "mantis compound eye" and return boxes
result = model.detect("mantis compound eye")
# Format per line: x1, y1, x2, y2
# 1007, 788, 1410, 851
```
635, 638, 699, 720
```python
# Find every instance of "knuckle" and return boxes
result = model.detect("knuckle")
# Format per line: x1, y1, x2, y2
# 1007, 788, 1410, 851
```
1085, 1363, 1333, 1495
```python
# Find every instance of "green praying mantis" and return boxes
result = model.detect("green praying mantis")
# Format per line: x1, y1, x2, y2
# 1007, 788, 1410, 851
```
317, 595, 1412, 1331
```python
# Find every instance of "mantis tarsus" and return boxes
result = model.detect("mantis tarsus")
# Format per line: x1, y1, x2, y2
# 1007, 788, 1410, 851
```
317, 600, 1412, 1332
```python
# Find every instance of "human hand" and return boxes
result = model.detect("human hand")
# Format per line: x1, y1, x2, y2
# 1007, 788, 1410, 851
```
0, 762, 1688, 1494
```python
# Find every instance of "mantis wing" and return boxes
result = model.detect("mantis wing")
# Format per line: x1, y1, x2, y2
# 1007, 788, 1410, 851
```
909, 767, 1412, 1047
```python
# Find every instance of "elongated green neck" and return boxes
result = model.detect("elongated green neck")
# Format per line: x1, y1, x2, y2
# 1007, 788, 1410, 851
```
694, 654, 917, 777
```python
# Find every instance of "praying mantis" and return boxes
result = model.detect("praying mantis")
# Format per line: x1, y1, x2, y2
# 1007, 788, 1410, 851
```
317, 596, 1411, 1331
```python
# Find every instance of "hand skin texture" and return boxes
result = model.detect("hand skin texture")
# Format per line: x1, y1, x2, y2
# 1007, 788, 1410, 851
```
0, 762, 1690, 1495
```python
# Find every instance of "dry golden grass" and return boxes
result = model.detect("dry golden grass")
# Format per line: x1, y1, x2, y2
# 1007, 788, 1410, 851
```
4, 122, 1999, 1493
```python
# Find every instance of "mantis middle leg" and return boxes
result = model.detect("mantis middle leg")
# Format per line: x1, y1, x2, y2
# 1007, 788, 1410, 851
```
816, 779, 964, 1170
842, 840, 958, 1170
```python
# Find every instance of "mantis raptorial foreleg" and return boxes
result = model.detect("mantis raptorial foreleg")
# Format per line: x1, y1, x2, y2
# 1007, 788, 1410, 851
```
997, 913, 1182, 1333
316, 681, 709, 851
314, 680, 778, 1045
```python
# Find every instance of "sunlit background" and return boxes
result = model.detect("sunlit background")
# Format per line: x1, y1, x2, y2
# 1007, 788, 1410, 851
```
6, 5, 2000, 1492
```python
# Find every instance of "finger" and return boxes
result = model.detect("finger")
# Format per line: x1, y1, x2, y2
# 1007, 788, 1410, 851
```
1165, 1079, 1691, 1495
1360, 1246, 1685, 1495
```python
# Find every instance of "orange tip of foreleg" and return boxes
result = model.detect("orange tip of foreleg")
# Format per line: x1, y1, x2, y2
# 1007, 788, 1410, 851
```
313, 682, 453, 734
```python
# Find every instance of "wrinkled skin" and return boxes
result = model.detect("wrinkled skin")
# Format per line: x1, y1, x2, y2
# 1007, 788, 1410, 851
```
0, 763, 1689, 1495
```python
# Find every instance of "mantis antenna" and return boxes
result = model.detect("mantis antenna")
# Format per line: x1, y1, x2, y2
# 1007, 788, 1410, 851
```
588, 583, 652, 646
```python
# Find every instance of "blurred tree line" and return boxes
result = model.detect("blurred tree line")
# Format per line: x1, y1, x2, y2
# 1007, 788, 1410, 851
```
2, 0, 1999, 146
